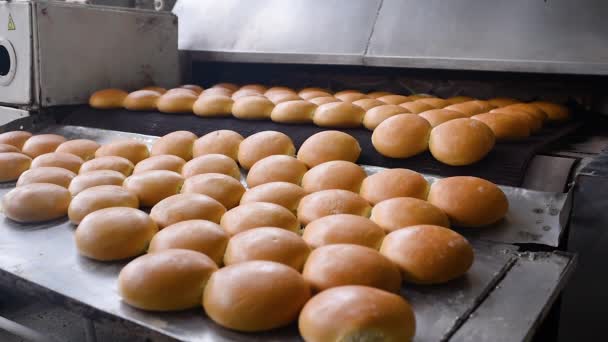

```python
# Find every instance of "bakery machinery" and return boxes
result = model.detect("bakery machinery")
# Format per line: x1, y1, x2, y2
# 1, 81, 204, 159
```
0, 0, 607, 341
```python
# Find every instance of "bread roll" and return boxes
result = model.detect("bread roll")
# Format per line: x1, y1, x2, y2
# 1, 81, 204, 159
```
156, 91, 197, 113
31, 152, 83, 173
89, 89, 128, 109
240, 84, 267, 93
308, 96, 340, 105
192, 130, 244, 160
212, 82, 239, 92
488, 97, 519, 107
417, 97, 451, 109
237, 131, 295, 170
123, 90, 161, 111
0, 152, 31, 182
267, 92, 301, 105
377, 94, 410, 105
270, 100, 316, 123
297, 131, 361, 167
75, 207, 157, 261
302, 214, 385, 250
69, 170, 125, 196
367, 91, 393, 98
353, 98, 385, 111
419, 109, 468, 127
359, 168, 428, 205
232, 89, 264, 100
429, 118, 495, 166
123, 170, 184, 207
372, 114, 431, 158
409, 94, 433, 100
302, 244, 401, 293
400, 101, 435, 114
200, 87, 233, 97
265, 86, 295, 96
446, 95, 474, 104
490, 107, 543, 133
224, 227, 310, 271
150, 193, 226, 228
95, 139, 149, 164
22, 134, 67, 158
501, 103, 548, 122
531, 101, 570, 121
182, 154, 241, 179
0, 131, 32, 149
239, 182, 305, 212
301, 160, 366, 193
180, 84, 204, 94
203, 261, 310, 332
444, 101, 488, 117
313, 102, 365, 127
17, 167, 76, 188
55, 139, 100, 161
68, 185, 139, 224
193, 95, 233, 117
181, 173, 245, 209
119, 249, 217, 311
220, 202, 299, 236
141, 86, 167, 94
427, 176, 508, 227
471, 112, 531, 140
297, 190, 371, 225
232, 96, 275, 119
0, 144, 21, 153
299, 285, 416, 342
79, 156, 134, 176
151, 131, 197, 161
147, 220, 229, 265
2, 183, 70, 222
381, 225, 473, 284
363, 104, 411, 130
299, 88, 331, 99
246, 155, 308, 188
370, 197, 450, 233
165, 87, 198, 96
133, 154, 185, 174
335, 92, 369, 103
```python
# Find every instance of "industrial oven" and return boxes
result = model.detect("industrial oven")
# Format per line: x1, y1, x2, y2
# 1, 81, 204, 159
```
0, 0, 607, 341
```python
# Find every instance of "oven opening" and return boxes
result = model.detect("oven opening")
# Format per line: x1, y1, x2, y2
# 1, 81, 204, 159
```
0, 45, 10, 77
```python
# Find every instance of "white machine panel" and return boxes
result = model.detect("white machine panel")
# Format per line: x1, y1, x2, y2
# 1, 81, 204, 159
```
0, 2, 32, 105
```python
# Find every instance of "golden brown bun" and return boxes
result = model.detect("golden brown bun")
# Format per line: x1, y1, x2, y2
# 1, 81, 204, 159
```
95, 139, 149, 164
193, 95, 233, 117
531, 101, 570, 121
427, 176, 508, 227
380, 225, 473, 284
89, 89, 128, 109
297, 131, 361, 168
363, 104, 411, 130
231, 89, 264, 100
270, 100, 316, 123
429, 118, 495, 166
151, 131, 197, 161
79, 156, 134, 176
148, 220, 228, 265
22, 134, 67, 158
232, 96, 275, 119
17, 167, 76, 188
220, 202, 300, 236
31, 152, 83, 173
418, 109, 468, 127
240, 84, 267, 93
165, 88, 198, 96
246, 155, 308, 188
133, 154, 185, 174
360, 168, 428, 205
377, 94, 410, 105
2, 183, 70, 222
68, 185, 139, 224
123, 90, 161, 111
266, 92, 301, 105
353, 98, 385, 111
501, 103, 548, 122
265, 86, 295, 96
400, 101, 435, 114
181, 173, 245, 209
75, 207, 157, 261
302, 244, 401, 293
150, 193, 226, 228
192, 130, 244, 160
446, 95, 475, 104
0, 144, 20, 153
299, 285, 416, 342
409, 94, 433, 100
119, 249, 217, 311
335, 92, 369, 103
182, 154, 241, 179
156, 91, 197, 113
180, 84, 204, 94
0, 152, 31, 182
299, 88, 330, 99
297, 190, 371, 226
487, 97, 519, 107
212, 82, 239, 92
313, 102, 365, 127
0, 131, 32, 149
224, 227, 310, 271
372, 114, 431, 158
68, 170, 125, 196
302, 214, 385, 250
309, 96, 341, 105
367, 91, 394, 98
203, 260, 310, 332
141, 86, 167, 94
444, 100, 489, 117
301, 160, 366, 193
370, 197, 450, 233
417, 97, 451, 108
55, 139, 100, 161
471, 112, 530, 140
490, 107, 543, 133
237, 131, 295, 170
201, 87, 234, 97
123, 170, 184, 207
239, 182, 305, 212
